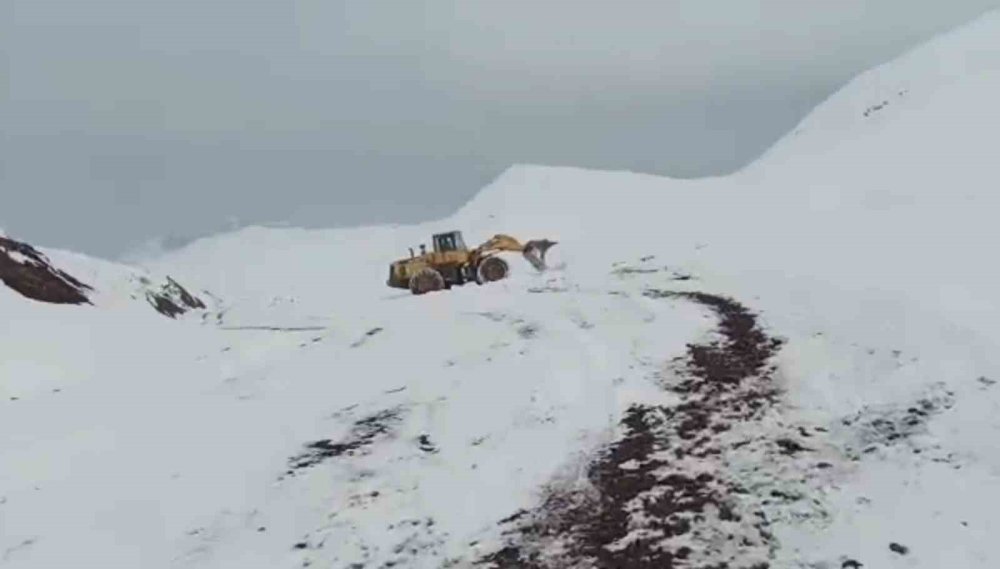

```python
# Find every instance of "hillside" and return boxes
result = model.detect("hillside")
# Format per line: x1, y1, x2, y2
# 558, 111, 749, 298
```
4, 9, 1000, 569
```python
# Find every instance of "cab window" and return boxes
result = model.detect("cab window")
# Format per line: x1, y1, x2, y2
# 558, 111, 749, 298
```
436, 234, 456, 251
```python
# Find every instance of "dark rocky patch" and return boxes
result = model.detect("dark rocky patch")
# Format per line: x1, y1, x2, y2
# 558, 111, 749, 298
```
775, 438, 810, 456
144, 276, 206, 318
285, 407, 404, 476
477, 290, 787, 568
0, 236, 92, 305
888, 542, 909, 555
418, 434, 438, 453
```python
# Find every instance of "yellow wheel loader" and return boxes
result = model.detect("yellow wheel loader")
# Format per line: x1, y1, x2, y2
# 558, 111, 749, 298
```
386, 231, 557, 295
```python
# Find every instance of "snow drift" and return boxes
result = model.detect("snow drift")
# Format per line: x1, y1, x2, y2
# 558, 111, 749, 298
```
5, 8, 1000, 569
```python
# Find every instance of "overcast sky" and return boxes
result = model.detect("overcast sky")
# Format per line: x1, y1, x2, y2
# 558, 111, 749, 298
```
3, 0, 998, 258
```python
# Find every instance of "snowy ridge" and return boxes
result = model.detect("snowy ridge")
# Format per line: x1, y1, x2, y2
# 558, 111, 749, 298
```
751, 8, 1000, 171
5, 8, 1000, 569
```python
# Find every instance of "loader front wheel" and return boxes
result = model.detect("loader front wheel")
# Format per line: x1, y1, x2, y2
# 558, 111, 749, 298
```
476, 257, 509, 284
410, 268, 445, 295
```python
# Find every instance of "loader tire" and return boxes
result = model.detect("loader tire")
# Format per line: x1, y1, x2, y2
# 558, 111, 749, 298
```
410, 268, 445, 295
476, 257, 509, 284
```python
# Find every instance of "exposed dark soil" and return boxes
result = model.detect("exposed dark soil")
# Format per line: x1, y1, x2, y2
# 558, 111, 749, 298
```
477, 290, 786, 569
284, 407, 404, 477
0, 236, 92, 305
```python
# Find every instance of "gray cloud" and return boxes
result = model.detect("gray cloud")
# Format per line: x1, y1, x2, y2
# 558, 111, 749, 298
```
3, 0, 998, 257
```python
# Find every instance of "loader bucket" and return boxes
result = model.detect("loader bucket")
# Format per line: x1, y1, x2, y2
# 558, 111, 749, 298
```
522, 239, 558, 271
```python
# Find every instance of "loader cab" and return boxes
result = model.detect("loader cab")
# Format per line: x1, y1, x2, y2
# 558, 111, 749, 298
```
432, 231, 467, 253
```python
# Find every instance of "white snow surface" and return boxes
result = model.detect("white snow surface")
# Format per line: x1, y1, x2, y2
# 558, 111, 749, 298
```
5, 9, 1000, 568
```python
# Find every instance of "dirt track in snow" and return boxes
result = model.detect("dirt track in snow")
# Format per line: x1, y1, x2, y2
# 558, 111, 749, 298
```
477, 290, 796, 569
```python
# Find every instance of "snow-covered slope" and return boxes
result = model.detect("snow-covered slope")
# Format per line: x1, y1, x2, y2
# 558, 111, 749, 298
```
1, 235, 216, 403
5, 8, 1000, 569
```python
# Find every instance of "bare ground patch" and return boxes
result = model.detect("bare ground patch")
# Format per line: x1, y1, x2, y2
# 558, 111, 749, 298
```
283, 407, 405, 478
475, 290, 793, 568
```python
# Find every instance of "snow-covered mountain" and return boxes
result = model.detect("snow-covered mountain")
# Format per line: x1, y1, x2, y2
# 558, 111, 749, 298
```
4, 9, 1000, 569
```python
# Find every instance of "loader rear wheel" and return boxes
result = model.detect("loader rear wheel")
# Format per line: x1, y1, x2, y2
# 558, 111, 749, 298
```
409, 268, 445, 295
476, 257, 509, 284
